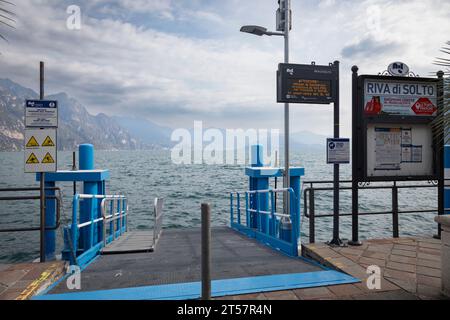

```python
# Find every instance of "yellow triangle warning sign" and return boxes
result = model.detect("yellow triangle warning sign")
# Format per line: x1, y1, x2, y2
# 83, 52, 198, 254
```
26, 153, 39, 164
42, 136, 55, 147
42, 152, 55, 164
26, 136, 39, 148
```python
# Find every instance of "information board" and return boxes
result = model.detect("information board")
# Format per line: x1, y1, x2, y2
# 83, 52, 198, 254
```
24, 128, 57, 173
277, 63, 337, 104
327, 138, 350, 164
353, 74, 442, 181
25, 100, 58, 127
366, 124, 433, 177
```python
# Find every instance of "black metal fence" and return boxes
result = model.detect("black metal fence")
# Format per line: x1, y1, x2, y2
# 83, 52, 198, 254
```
0, 187, 62, 233
303, 180, 440, 243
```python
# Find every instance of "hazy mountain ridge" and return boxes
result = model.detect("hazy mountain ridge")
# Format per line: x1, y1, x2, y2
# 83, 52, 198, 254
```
0, 78, 329, 152
0, 78, 141, 151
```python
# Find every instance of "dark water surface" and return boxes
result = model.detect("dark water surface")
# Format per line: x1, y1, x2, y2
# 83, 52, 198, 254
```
0, 150, 438, 263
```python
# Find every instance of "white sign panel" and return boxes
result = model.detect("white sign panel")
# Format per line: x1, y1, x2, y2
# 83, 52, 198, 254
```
364, 79, 437, 117
24, 128, 57, 173
25, 100, 58, 127
327, 138, 350, 164
366, 124, 433, 177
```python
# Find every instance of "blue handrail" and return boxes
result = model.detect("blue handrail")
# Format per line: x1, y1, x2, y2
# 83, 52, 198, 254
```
230, 188, 299, 256
66, 194, 127, 267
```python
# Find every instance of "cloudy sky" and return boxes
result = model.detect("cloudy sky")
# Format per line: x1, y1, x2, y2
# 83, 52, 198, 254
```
0, 0, 449, 136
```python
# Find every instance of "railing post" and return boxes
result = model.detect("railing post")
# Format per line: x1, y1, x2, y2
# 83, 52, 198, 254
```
230, 193, 234, 224
270, 190, 276, 237
201, 203, 211, 300
392, 182, 399, 238
71, 195, 79, 259
245, 192, 249, 227
309, 188, 315, 244
237, 193, 241, 225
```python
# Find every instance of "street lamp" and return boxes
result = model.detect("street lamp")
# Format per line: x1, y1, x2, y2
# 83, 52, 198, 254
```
240, 25, 284, 37
240, 0, 292, 218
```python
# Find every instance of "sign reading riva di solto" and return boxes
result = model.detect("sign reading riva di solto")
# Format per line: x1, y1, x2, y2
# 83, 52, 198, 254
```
363, 79, 437, 117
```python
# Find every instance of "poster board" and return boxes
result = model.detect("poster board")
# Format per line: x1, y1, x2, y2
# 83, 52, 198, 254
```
366, 123, 433, 177
353, 74, 442, 182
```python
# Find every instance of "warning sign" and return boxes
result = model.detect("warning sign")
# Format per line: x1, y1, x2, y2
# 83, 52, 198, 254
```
42, 152, 55, 164
42, 136, 55, 147
24, 128, 57, 173
26, 153, 39, 164
26, 136, 39, 148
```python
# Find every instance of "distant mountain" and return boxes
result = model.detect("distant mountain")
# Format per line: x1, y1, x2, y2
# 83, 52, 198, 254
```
0, 78, 141, 151
113, 116, 172, 148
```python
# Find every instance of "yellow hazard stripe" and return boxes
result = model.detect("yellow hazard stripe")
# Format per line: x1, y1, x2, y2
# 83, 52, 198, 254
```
15, 263, 61, 300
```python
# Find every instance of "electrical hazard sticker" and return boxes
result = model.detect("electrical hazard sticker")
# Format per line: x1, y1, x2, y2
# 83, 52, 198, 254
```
42, 136, 55, 147
26, 153, 39, 164
42, 152, 55, 164
26, 136, 39, 148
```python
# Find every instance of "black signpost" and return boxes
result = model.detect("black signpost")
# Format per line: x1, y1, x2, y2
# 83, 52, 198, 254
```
349, 66, 445, 245
277, 61, 343, 246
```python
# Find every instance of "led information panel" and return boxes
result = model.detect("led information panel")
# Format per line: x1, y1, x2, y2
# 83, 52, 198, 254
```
277, 63, 338, 104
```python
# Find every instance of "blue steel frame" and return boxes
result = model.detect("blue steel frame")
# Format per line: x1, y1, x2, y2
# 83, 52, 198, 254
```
230, 188, 300, 256
68, 194, 127, 268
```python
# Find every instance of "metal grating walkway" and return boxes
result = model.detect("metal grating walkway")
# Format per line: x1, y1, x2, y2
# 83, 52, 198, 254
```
101, 230, 154, 254
41, 227, 359, 299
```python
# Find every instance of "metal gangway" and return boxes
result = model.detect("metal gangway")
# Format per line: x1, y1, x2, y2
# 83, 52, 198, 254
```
66, 194, 164, 267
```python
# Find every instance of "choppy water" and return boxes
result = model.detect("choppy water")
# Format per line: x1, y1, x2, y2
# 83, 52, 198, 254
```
0, 150, 438, 263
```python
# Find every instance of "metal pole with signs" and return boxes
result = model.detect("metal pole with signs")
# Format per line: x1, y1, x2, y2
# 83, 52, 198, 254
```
350, 63, 444, 244
24, 62, 58, 262
277, 61, 342, 245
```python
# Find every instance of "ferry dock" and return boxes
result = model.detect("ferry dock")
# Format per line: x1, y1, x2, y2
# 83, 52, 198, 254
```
1, 235, 447, 300
1, 143, 450, 300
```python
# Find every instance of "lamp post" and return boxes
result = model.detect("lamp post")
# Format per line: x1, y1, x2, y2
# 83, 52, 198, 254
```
240, 0, 291, 217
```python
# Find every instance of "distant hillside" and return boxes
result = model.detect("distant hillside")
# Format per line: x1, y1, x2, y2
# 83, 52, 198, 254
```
113, 116, 173, 148
0, 78, 141, 151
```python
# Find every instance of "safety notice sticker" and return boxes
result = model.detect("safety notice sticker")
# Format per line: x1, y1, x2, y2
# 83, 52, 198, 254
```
24, 128, 57, 173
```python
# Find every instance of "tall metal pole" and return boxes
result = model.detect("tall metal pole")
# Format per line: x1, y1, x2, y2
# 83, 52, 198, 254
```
435, 70, 445, 239
349, 65, 362, 246
283, 0, 290, 217
39, 61, 46, 262
329, 60, 343, 246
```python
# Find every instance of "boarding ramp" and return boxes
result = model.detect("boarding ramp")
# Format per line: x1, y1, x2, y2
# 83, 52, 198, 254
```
101, 198, 164, 254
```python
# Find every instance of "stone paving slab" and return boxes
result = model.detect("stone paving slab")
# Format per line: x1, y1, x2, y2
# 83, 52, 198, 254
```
0, 261, 66, 300
300, 237, 449, 300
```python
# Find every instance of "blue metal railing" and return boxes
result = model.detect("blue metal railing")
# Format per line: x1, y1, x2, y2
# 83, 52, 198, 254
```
66, 194, 128, 267
230, 188, 300, 256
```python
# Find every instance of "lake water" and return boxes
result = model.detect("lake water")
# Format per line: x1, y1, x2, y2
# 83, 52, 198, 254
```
0, 150, 438, 264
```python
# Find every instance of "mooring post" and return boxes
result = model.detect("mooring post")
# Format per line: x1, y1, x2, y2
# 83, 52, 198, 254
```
201, 203, 211, 300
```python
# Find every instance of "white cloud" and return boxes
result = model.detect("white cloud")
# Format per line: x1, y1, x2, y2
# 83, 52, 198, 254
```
0, 0, 448, 137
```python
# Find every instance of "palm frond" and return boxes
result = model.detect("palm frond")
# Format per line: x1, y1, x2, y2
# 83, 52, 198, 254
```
0, 0, 15, 45
431, 41, 450, 146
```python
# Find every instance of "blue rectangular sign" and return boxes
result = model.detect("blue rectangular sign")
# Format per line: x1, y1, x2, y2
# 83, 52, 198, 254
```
25, 100, 58, 127
327, 138, 350, 164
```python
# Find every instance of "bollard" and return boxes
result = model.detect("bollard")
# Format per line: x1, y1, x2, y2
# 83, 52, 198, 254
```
201, 203, 211, 300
